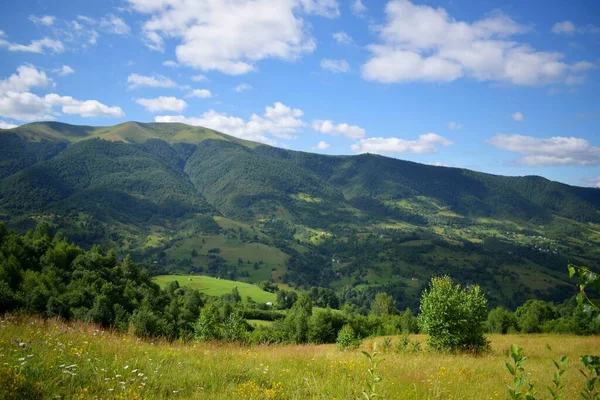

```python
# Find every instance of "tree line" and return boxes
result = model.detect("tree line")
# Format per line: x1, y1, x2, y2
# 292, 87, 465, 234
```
0, 223, 597, 347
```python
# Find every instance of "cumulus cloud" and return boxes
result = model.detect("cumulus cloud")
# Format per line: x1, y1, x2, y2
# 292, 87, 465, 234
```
48, 95, 125, 117
351, 0, 367, 16
162, 60, 179, 67
552, 20, 600, 35
362, 0, 592, 86
552, 21, 576, 35
0, 65, 124, 121
126, 0, 334, 74
313, 120, 365, 139
29, 15, 56, 26
135, 96, 187, 112
100, 15, 131, 35
511, 112, 524, 121
320, 59, 351, 73
0, 120, 18, 129
447, 121, 464, 130
188, 89, 212, 98
351, 133, 453, 154
55, 65, 75, 76
235, 83, 253, 93
155, 101, 305, 144
0, 35, 64, 53
127, 73, 177, 89
487, 134, 600, 166
333, 31, 354, 45
191, 74, 207, 82
314, 140, 331, 150
299, 0, 339, 18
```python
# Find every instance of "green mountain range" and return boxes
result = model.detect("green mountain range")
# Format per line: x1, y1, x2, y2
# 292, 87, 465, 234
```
1, 121, 599, 310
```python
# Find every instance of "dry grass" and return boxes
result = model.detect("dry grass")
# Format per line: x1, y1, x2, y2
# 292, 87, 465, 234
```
0, 315, 598, 399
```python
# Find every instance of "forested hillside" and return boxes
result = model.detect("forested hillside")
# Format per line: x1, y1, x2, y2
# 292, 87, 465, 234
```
1, 121, 599, 310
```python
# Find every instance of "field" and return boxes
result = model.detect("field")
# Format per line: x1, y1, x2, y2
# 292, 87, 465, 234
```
1, 315, 599, 399
153, 274, 277, 304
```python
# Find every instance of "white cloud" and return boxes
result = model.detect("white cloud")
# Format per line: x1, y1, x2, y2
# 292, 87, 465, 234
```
511, 112, 524, 121
0, 35, 65, 53
126, 0, 326, 74
235, 83, 253, 93
583, 177, 600, 188
314, 140, 330, 150
55, 65, 75, 76
447, 121, 464, 130
351, 0, 367, 16
362, 0, 592, 86
162, 60, 179, 67
127, 73, 177, 89
0, 120, 18, 129
333, 31, 354, 46
135, 96, 187, 112
321, 59, 351, 73
100, 15, 131, 35
351, 133, 453, 154
188, 89, 212, 98
552, 21, 576, 35
29, 15, 56, 26
571, 61, 596, 72
0, 65, 124, 121
48, 95, 125, 118
155, 101, 305, 143
191, 74, 207, 82
312, 120, 365, 139
0, 65, 53, 93
552, 20, 600, 35
299, 0, 340, 18
488, 134, 600, 166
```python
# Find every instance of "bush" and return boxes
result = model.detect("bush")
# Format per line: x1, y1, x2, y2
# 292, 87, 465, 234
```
487, 306, 518, 334
336, 324, 361, 351
419, 276, 489, 353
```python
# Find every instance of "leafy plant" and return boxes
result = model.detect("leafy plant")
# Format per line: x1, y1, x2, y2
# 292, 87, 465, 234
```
419, 276, 489, 353
361, 349, 384, 400
579, 356, 600, 400
506, 344, 537, 400
337, 324, 361, 351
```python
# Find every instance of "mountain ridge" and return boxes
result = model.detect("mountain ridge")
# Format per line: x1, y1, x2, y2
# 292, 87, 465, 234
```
1, 121, 599, 310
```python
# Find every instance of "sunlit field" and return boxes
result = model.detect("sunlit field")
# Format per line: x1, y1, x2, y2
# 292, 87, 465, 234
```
1, 315, 598, 399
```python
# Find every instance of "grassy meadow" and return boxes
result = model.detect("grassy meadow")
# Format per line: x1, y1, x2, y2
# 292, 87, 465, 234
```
153, 274, 277, 304
1, 315, 599, 399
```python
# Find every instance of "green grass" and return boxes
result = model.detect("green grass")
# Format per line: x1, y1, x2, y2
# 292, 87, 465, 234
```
164, 235, 290, 282
2, 315, 599, 399
153, 274, 277, 304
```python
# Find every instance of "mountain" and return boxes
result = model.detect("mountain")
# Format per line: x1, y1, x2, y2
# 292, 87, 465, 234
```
1, 121, 599, 309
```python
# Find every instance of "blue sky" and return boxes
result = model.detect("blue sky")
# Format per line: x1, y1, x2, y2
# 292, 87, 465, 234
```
1, 0, 599, 187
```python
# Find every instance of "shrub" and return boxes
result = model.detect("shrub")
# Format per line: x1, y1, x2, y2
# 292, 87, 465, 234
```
487, 306, 518, 334
419, 276, 489, 353
337, 324, 361, 351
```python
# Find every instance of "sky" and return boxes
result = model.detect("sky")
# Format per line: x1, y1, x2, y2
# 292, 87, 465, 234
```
0, 0, 599, 188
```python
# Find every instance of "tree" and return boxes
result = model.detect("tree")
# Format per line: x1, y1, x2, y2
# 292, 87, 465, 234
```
487, 306, 517, 334
419, 276, 489, 352
370, 292, 395, 317
514, 299, 557, 333
283, 291, 312, 343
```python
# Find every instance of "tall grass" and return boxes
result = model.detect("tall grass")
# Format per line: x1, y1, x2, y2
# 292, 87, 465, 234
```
0, 315, 598, 399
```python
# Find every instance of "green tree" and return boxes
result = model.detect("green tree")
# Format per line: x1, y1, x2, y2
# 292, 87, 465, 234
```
514, 299, 557, 333
370, 292, 395, 317
194, 304, 222, 341
283, 291, 312, 343
419, 276, 489, 352
487, 306, 518, 334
